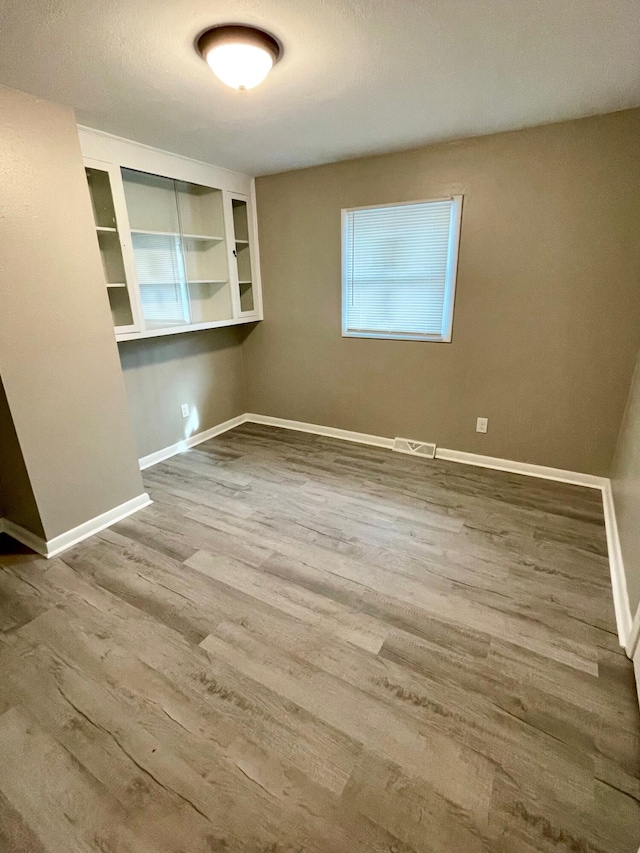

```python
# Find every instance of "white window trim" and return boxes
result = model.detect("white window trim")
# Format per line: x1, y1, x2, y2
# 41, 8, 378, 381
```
341, 195, 463, 343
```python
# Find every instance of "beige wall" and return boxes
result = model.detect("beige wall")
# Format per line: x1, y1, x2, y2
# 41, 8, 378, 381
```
0, 85, 145, 540
245, 109, 640, 476
611, 349, 640, 616
118, 327, 247, 460
0, 379, 44, 536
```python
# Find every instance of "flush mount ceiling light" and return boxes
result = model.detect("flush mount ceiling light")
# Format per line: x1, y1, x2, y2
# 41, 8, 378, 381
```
197, 25, 281, 90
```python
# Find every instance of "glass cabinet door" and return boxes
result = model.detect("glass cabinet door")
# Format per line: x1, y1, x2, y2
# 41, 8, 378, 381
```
177, 180, 232, 325
85, 162, 138, 332
122, 169, 190, 330
230, 196, 255, 313
122, 168, 233, 331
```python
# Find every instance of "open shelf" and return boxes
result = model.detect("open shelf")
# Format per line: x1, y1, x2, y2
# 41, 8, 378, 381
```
108, 286, 133, 328
184, 237, 228, 286
176, 180, 225, 239
86, 167, 117, 229
97, 230, 126, 286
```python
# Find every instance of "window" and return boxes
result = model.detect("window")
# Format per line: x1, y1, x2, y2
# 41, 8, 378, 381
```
342, 196, 462, 342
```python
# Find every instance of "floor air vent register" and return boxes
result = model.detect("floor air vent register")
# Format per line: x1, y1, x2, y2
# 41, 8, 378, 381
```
392, 437, 436, 459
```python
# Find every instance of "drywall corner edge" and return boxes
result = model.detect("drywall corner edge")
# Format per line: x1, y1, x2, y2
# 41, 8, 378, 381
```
0, 492, 152, 559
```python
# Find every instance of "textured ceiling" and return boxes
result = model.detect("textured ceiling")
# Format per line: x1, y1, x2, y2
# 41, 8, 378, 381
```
1, 0, 639, 175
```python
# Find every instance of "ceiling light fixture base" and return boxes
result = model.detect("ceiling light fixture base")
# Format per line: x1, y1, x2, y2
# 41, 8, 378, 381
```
196, 25, 282, 90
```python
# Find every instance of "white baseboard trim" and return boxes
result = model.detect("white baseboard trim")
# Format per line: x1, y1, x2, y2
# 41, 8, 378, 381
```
245, 416, 607, 489
628, 606, 640, 661
139, 414, 249, 470
245, 413, 395, 450
0, 493, 152, 559
600, 482, 633, 649
0, 518, 49, 556
434, 447, 608, 490
137, 412, 634, 654
633, 642, 640, 711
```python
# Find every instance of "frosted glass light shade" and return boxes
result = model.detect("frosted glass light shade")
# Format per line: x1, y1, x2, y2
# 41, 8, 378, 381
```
206, 43, 273, 89
197, 26, 281, 91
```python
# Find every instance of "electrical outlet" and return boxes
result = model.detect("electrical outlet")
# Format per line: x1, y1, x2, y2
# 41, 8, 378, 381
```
181, 403, 190, 418
476, 417, 488, 434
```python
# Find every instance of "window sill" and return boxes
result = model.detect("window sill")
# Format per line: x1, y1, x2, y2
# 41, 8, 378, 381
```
342, 330, 451, 343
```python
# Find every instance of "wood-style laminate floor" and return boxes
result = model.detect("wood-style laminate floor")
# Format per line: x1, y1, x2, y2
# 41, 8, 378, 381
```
0, 423, 639, 853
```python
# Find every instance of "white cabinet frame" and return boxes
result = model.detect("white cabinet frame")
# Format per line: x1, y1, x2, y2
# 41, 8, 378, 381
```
224, 191, 264, 320
78, 127, 263, 342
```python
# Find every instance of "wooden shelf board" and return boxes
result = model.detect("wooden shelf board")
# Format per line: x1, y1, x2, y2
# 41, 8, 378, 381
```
131, 229, 179, 238
183, 233, 224, 242
130, 229, 224, 243
239, 280, 252, 285
96, 225, 117, 233
235, 239, 249, 245
107, 282, 127, 289
140, 279, 228, 286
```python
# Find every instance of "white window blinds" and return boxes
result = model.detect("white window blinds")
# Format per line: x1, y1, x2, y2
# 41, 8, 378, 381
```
342, 196, 462, 342
132, 233, 191, 327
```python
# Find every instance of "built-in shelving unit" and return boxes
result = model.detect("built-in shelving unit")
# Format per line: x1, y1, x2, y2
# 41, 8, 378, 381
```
79, 127, 263, 341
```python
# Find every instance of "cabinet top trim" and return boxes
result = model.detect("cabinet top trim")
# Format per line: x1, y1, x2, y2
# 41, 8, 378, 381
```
78, 125, 254, 194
